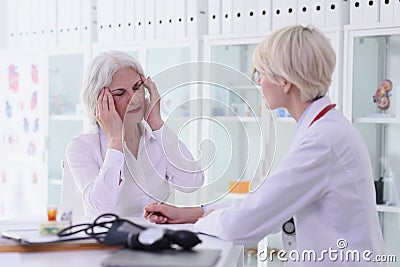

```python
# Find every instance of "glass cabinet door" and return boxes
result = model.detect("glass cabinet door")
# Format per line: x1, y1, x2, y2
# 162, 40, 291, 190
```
48, 53, 86, 205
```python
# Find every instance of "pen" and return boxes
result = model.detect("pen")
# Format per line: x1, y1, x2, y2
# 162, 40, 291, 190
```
145, 192, 171, 220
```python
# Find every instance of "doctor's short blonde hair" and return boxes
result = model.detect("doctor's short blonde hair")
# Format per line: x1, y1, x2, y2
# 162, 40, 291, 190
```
82, 50, 145, 125
253, 25, 336, 102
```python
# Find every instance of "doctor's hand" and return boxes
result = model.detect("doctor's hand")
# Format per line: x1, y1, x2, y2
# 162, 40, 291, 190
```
95, 88, 123, 151
142, 75, 164, 131
144, 203, 203, 224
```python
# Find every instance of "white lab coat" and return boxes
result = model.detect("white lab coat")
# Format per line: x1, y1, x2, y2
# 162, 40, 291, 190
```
66, 122, 204, 217
195, 97, 385, 266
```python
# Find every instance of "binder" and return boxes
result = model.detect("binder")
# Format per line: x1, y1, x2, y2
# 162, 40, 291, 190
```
380, 0, 394, 24
175, 0, 187, 38
363, 0, 380, 24
257, 0, 272, 33
311, 0, 326, 28
17, 0, 32, 48
97, 0, 108, 43
124, 0, 135, 42
232, 0, 245, 34
208, 0, 221, 35
165, 0, 176, 37
145, 0, 155, 40
395, 0, 400, 23
155, 0, 167, 39
187, 0, 208, 37
325, 0, 350, 27
7, 0, 18, 48
46, 0, 57, 46
37, 0, 48, 47
298, 0, 312, 25
30, 0, 40, 47
244, 0, 258, 33
272, 0, 297, 30
221, 0, 233, 34
134, 0, 145, 41
350, 0, 363, 25
82, 0, 94, 44
114, 0, 125, 42
71, 0, 82, 45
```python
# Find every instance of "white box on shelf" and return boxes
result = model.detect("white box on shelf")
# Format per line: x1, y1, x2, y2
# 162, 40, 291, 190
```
155, 0, 167, 39
311, 0, 326, 28
363, 0, 380, 24
208, 0, 221, 35
257, 0, 272, 33
349, 0, 363, 25
46, 0, 57, 46
298, 0, 312, 25
221, 0, 233, 34
134, 0, 145, 41
325, 0, 350, 27
232, 0, 245, 34
175, 0, 187, 38
82, 0, 94, 44
272, 0, 297, 30
145, 0, 155, 39
114, 0, 125, 42
244, 0, 258, 33
165, 1, 176, 37
97, 0, 115, 43
123, 0, 135, 42
380, 0, 394, 24
187, 0, 208, 37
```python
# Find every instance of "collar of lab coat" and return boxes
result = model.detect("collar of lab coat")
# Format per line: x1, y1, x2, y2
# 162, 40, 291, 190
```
293, 96, 332, 143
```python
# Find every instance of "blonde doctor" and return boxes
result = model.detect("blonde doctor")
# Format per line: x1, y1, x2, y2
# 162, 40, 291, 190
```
66, 51, 204, 217
144, 26, 385, 266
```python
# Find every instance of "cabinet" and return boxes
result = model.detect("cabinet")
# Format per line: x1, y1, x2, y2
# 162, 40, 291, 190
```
343, 24, 400, 265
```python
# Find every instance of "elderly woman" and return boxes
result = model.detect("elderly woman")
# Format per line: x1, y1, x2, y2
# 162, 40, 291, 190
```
144, 26, 385, 266
66, 50, 204, 217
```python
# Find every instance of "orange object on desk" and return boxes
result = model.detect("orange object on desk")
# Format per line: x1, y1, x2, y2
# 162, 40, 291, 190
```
228, 180, 250, 194
47, 206, 58, 221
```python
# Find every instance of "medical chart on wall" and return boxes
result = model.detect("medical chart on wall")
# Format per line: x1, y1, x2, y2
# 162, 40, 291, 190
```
0, 52, 47, 217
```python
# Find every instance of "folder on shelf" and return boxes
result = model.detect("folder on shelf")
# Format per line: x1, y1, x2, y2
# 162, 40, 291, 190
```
124, 0, 135, 42
244, 1, 258, 33
272, 0, 297, 30
97, 0, 108, 43
134, 0, 145, 41
165, 0, 176, 37
310, 0, 325, 28
17, 0, 32, 49
232, 0, 245, 34
208, 0, 221, 35
30, 0, 40, 47
46, 0, 57, 46
221, 0, 233, 34
114, 0, 125, 42
380, 0, 394, 24
325, 0, 350, 27
71, 0, 82, 45
6, 0, 18, 48
349, 0, 363, 25
363, 0, 379, 24
82, 0, 94, 44
395, 0, 400, 23
297, 0, 311, 25
187, 0, 208, 37
257, 0, 272, 33
145, 0, 155, 39
155, 0, 167, 39
175, 0, 187, 38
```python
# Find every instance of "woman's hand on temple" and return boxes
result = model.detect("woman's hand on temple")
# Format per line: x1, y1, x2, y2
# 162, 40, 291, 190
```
142, 76, 164, 131
95, 88, 123, 151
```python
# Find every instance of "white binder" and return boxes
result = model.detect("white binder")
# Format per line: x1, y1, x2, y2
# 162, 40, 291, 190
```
6, 0, 18, 48
114, 0, 125, 42
395, 0, 400, 23
97, 0, 111, 43
208, 0, 221, 35
380, 0, 394, 24
363, 0, 380, 24
124, 0, 135, 42
30, 0, 40, 47
17, 0, 32, 48
175, 0, 187, 38
155, 0, 167, 39
82, 0, 94, 44
298, 0, 312, 25
165, 1, 176, 37
71, 0, 82, 45
187, 0, 208, 37
272, 0, 297, 30
349, 0, 363, 25
221, 0, 233, 34
46, 0, 57, 46
145, 0, 155, 39
134, 0, 145, 41
232, 0, 245, 34
311, 0, 326, 28
325, 0, 350, 27
244, 0, 258, 33
257, 0, 272, 33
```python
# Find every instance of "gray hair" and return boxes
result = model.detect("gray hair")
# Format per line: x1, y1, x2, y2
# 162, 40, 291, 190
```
82, 50, 145, 125
253, 25, 336, 102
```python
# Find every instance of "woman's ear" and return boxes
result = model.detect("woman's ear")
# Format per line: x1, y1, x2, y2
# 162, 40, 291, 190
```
283, 80, 292, 93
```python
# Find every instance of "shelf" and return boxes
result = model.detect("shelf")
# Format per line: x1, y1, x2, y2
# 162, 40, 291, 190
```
353, 117, 400, 124
50, 115, 85, 121
229, 85, 261, 91
213, 116, 260, 123
376, 205, 400, 214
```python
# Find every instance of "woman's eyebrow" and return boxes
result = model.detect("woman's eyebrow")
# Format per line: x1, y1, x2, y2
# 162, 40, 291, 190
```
133, 79, 142, 87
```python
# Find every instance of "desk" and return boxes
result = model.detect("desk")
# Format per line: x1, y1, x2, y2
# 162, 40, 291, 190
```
0, 234, 244, 267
